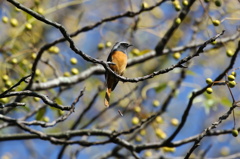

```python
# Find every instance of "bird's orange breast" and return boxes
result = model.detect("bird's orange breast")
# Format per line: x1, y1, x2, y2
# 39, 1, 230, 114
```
110, 51, 128, 74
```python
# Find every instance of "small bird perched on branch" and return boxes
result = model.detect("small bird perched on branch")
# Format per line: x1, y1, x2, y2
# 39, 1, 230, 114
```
104, 42, 132, 107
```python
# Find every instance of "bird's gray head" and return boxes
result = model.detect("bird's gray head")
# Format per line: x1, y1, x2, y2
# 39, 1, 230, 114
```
111, 42, 132, 54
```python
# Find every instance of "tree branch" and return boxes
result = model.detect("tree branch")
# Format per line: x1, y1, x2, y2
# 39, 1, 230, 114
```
3, 90, 71, 110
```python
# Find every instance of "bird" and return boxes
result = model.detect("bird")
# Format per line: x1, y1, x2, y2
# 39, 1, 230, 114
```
104, 42, 132, 107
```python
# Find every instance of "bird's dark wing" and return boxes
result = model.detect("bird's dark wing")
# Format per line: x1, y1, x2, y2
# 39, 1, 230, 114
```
111, 79, 119, 91
110, 72, 124, 91
105, 51, 112, 80
107, 52, 112, 62
106, 72, 119, 91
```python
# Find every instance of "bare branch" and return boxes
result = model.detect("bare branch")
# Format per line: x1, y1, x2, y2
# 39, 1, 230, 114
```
3, 90, 71, 110
183, 41, 240, 158
7, 0, 168, 90
29, 32, 239, 91
0, 102, 25, 108
0, 73, 32, 98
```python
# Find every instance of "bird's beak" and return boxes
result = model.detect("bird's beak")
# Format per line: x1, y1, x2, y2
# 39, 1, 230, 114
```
128, 44, 133, 47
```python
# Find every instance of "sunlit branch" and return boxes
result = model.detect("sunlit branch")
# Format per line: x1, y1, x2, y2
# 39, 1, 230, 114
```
30, 31, 238, 91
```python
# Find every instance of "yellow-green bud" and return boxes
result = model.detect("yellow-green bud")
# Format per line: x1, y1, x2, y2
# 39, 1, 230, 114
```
212, 20, 220, 26
105, 41, 112, 48
2, 75, 9, 81
131, 48, 140, 55
228, 81, 236, 88
232, 129, 238, 137
152, 100, 160, 107
174, 4, 181, 11
182, 0, 189, 6
206, 87, 213, 94
35, 69, 41, 76
175, 18, 181, 25
34, 97, 40, 102
70, 57, 78, 65
10, 18, 18, 27
206, 78, 213, 84
2, 16, 9, 23
171, 118, 179, 126
226, 50, 234, 57
11, 58, 18, 64
144, 151, 152, 157
37, 7, 44, 15
63, 72, 71, 77
42, 116, 50, 122
31, 53, 37, 59
97, 43, 104, 50
25, 23, 32, 30
48, 46, 60, 54
132, 116, 140, 125
142, 2, 149, 9
228, 75, 235, 81
231, 71, 236, 77
71, 68, 79, 75
173, 52, 181, 60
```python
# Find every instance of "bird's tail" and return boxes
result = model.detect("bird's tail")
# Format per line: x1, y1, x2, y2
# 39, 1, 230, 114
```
104, 88, 111, 107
